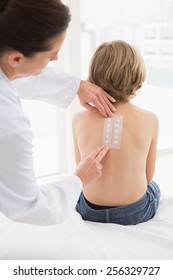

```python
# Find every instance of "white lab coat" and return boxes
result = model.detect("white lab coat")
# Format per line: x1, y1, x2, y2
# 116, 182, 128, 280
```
0, 67, 82, 225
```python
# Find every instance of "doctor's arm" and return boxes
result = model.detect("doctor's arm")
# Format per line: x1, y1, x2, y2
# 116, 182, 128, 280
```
0, 129, 82, 225
13, 67, 116, 117
0, 127, 108, 224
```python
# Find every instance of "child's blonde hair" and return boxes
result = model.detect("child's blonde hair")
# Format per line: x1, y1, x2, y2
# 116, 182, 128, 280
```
88, 40, 146, 102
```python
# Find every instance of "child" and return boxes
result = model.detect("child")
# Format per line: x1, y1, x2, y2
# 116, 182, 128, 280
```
73, 40, 160, 225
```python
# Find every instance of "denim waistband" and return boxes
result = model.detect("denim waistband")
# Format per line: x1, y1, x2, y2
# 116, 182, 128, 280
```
79, 181, 160, 216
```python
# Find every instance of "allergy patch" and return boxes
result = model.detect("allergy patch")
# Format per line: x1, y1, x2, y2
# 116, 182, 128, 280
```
103, 116, 123, 149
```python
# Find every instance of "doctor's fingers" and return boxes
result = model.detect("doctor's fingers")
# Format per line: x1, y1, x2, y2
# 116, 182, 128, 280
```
87, 145, 109, 163
89, 96, 112, 117
77, 81, 116, 117
85, 158, 103, 172
87, 145, 105, 160
74, 158, 104, 186
98, 163, 103, 170
91, 90, 116, 117
94, 145, 109, 163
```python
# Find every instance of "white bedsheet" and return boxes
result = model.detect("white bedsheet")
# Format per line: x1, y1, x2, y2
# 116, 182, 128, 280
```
0, 195, 173, 260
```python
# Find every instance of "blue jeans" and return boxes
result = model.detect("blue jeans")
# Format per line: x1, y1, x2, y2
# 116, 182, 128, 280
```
76, 181, 160, 225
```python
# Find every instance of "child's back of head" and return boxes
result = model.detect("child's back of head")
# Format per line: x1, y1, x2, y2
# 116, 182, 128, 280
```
88, 40, 146, 102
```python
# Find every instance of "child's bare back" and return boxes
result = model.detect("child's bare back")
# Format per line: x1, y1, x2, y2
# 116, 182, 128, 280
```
73, 101, 158, 207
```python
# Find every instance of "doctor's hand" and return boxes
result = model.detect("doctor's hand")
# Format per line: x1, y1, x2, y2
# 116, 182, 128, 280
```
77, 80, 116, 117
74, 145, 109, 186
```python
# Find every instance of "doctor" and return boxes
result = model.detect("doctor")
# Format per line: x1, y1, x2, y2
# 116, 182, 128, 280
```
0, 0, 115, 225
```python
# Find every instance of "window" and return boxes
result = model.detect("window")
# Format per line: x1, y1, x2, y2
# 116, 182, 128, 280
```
21, 99, 59, 178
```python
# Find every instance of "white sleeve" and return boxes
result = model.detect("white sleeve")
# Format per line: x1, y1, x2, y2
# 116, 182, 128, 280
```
13, 67, 81, 108
0, 129, 82, 225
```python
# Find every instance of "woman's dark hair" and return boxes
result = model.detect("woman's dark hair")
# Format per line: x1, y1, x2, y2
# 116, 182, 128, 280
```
0, 0, 71, 57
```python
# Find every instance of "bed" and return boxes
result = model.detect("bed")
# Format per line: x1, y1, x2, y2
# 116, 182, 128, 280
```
0, 191, 173, 260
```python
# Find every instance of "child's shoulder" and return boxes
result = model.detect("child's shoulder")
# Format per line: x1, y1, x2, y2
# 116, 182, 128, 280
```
132, 104, 159, 123
72, 109, 90, 128
142, 108, 158, 125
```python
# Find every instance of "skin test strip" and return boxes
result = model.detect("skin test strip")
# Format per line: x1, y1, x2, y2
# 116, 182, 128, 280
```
103, 116, 123, 149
